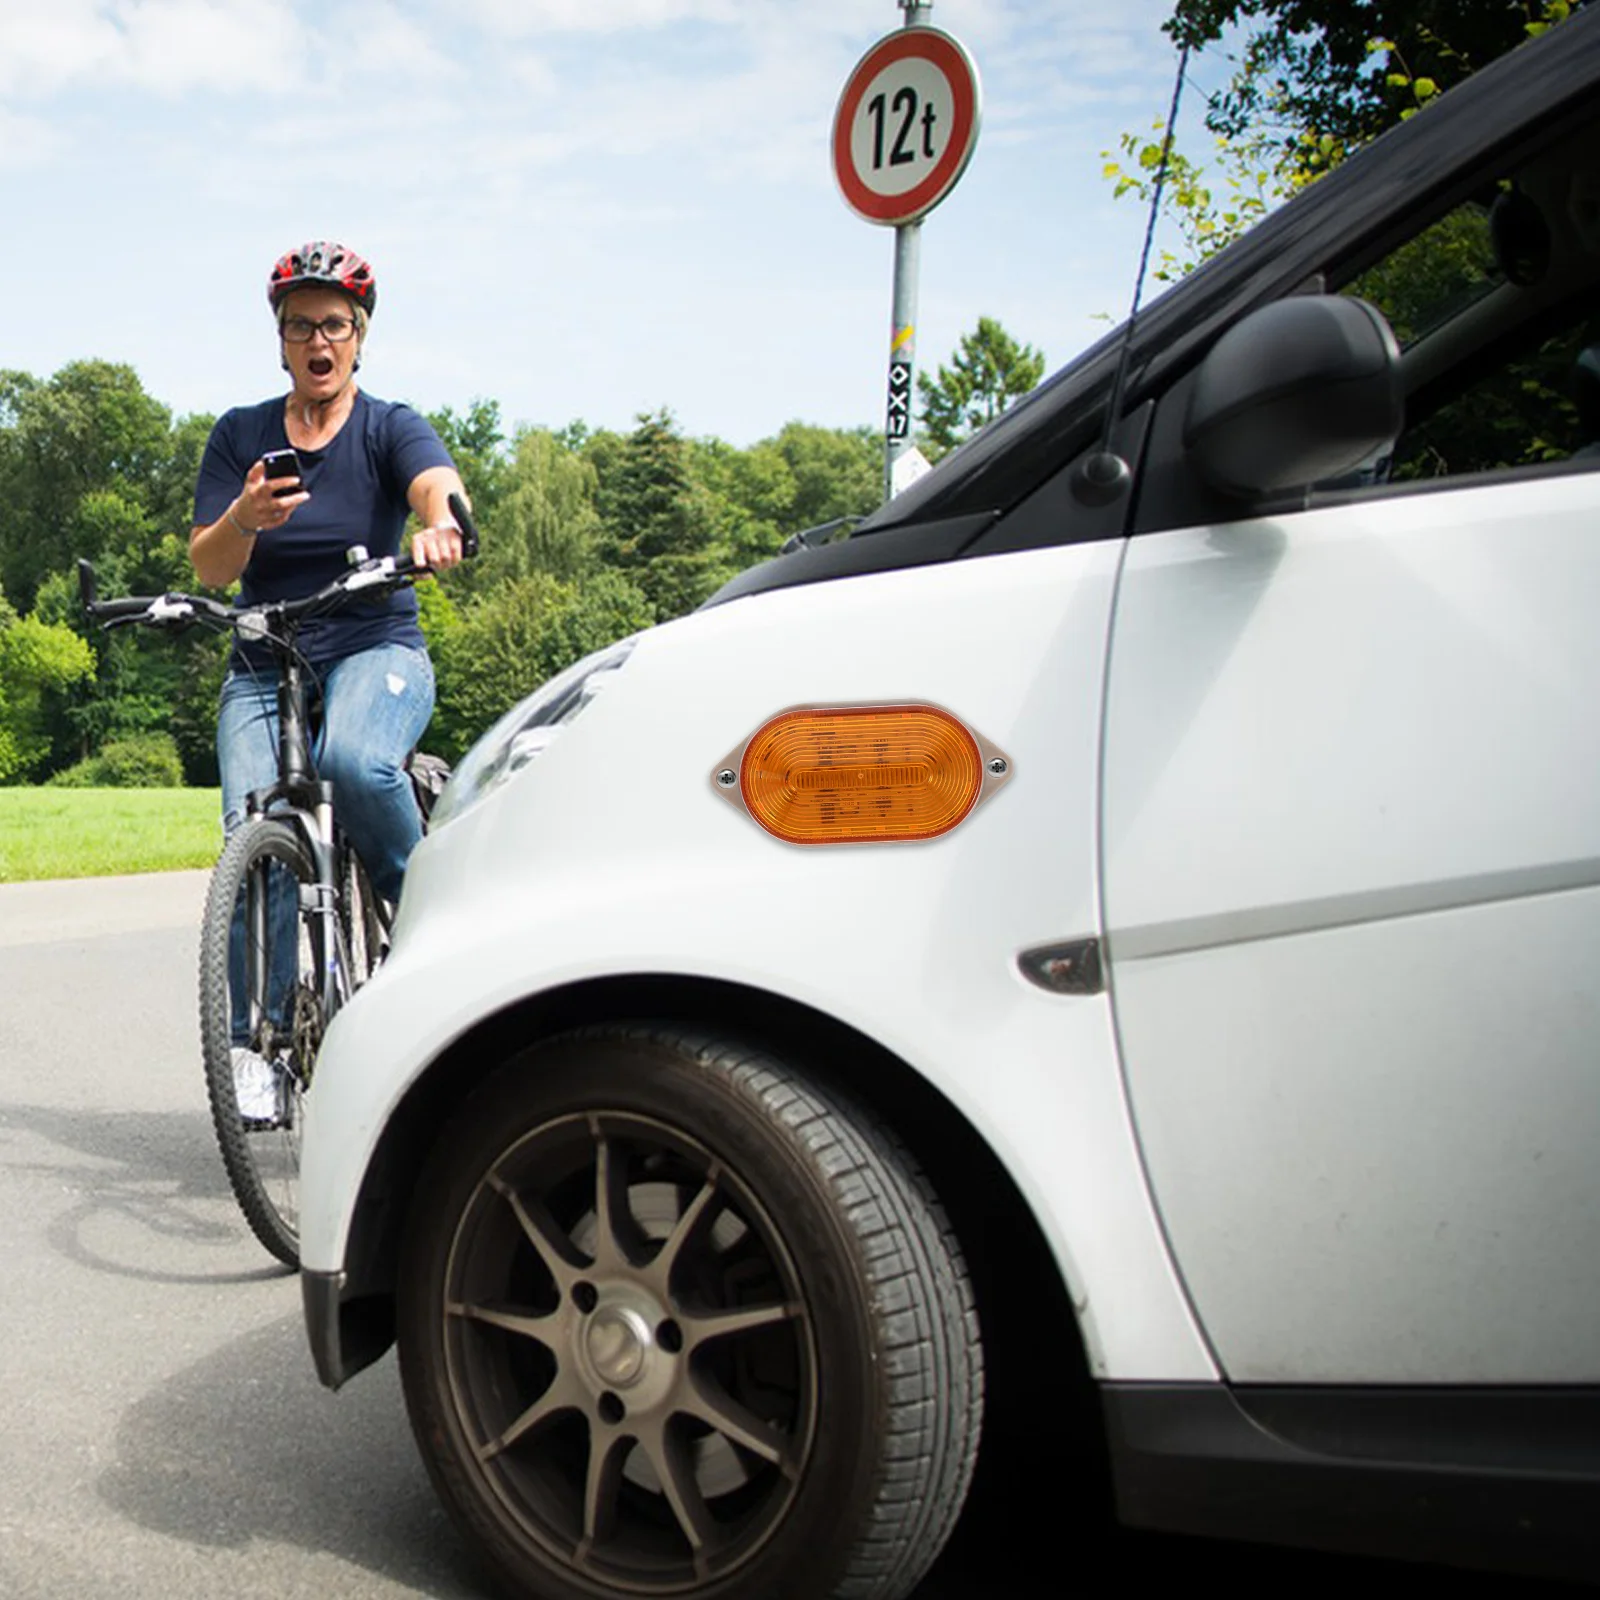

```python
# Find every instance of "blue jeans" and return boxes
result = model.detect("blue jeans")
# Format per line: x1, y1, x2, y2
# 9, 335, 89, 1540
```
217, 642, 436, 904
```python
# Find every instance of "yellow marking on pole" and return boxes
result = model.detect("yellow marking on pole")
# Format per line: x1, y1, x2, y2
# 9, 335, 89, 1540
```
891, 324, 915, 353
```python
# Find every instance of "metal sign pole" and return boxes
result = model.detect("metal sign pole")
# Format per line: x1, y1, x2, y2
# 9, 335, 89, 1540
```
835, 0, 977, 499
885, 0, 934, 501
886, 219, 921, 499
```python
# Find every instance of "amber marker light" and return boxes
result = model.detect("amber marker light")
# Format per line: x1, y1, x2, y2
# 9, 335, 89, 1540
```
712, 704, 1013, 845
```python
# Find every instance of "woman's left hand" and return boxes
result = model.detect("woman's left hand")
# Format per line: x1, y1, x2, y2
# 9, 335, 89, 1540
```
411, 520, 465, 572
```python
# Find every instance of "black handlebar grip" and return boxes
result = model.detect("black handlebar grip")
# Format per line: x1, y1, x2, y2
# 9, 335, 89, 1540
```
448, 492, 481, 559
75, 560, 161, 625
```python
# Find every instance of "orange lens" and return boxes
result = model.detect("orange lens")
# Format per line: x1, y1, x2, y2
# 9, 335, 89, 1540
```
740, 705, 984, 844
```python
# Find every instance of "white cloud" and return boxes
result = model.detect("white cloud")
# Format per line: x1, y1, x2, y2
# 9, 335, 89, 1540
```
0, 0, 1200, 442
0, 0, 302, 100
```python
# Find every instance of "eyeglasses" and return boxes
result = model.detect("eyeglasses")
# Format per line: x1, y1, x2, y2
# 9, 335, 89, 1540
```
280, 315, 358, 344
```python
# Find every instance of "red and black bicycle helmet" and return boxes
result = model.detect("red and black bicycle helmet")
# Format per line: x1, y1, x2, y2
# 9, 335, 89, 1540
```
267, 241, 377, 316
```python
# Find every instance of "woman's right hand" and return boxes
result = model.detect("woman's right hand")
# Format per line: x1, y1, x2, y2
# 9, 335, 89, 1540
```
190, 461, 311, 587
233, 458, 310, 537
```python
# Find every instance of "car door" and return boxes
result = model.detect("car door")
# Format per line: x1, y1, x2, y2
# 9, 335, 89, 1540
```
1099, 152, 1600, 1385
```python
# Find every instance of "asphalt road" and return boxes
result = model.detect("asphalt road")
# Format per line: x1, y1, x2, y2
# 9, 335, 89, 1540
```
0, 873, 1580, 1599
0, 871, 480, 1600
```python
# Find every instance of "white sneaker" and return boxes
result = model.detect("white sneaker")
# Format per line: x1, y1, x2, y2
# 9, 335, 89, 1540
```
232, 1046, 285, 1128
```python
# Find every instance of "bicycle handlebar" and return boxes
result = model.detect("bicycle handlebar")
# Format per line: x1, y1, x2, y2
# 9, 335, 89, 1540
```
78, 490, 481, 636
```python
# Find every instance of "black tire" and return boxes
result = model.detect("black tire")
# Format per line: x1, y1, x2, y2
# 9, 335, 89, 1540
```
396, 1025, 982, 1600
339, 844, 387, 985
198, 816, 325, 1267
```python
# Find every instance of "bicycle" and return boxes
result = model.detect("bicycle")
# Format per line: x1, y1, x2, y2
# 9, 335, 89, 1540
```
79, 492, 478, 1267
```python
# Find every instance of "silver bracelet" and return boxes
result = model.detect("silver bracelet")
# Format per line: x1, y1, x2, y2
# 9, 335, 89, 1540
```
226, 506, 257, 537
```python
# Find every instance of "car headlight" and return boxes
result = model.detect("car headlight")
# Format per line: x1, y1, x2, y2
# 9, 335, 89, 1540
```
430, 638, 638, 828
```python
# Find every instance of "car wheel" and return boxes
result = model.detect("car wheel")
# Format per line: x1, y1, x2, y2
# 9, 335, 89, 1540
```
396, 1024, 982, 1600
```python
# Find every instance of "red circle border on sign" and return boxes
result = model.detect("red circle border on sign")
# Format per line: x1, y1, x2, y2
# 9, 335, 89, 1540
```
832, 28, 980, 226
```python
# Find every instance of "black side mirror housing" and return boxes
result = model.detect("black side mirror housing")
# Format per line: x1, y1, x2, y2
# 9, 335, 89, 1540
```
1184, 295, 1403, 498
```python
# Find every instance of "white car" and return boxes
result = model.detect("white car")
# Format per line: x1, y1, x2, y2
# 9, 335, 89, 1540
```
300, 14, 1600, 1598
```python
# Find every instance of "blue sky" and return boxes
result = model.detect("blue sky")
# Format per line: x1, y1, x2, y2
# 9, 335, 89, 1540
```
0, 0, 1229, 446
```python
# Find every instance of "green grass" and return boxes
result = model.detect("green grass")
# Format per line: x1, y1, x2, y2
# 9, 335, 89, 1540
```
0, 788, 222, 883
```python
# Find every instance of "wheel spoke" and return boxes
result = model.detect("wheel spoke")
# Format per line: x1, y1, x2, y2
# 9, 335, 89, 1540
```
448, 1298, 561, 1345
579, 1429, 633, 1552
680, 1374, 795, 1471
643, 1169, 721, 1292
488, 1174, 585, 1288
590, 1124, 642, 1271
473, 1366, 588, 1462
635, 1421, 718, 1560
681, 1298, 800, 1349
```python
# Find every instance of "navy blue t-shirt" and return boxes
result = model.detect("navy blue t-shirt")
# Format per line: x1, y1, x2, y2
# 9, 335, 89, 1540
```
193, 391, 453, 669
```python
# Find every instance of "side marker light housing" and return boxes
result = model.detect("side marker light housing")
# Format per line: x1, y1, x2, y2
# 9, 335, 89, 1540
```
713, 703, 1012, 845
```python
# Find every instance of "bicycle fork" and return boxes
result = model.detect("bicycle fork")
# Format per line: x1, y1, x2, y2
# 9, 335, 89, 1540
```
300, 786, 355, 1014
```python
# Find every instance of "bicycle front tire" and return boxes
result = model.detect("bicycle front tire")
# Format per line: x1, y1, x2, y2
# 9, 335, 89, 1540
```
198, 816, 325, 1266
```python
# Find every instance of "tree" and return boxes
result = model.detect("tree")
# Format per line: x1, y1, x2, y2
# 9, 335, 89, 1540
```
428, 397, 511, 536
590, 410, 734, 621
917, 318, 1045, 457
1166, 1, 1579, 171
0, 598, 94, 783
1105, 2, 1580, 283
488, 427, 604, 589
429, 568, 653, 764
771, 423, 880, 535
0, 361, 177, 611
1102, 118, 1295, 282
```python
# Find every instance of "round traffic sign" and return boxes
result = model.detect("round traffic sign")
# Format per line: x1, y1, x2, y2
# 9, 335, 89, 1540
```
832, 27, 981, 227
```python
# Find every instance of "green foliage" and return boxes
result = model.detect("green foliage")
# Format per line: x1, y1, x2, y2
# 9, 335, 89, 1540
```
1344, 205, 1494, 345
0, 360, 178, 610
772, 423, 881, 537
1165, 1, 1571, 160
1109, 1, 1579, 284
429, 567, 653, 764
488, 426, 604, 589
48, 730, 185, 788
591, 409, 736, 621
428, 397, 511, 534
1103, 120, 1301, 280
0, 601, 95, 784
917, 317, 1046, 457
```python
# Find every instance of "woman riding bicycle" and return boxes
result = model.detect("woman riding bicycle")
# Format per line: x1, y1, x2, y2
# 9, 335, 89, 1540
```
190, 240, 467, 1119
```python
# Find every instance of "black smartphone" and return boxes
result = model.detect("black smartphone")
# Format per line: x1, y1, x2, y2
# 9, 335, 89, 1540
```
261, 448, 302, 498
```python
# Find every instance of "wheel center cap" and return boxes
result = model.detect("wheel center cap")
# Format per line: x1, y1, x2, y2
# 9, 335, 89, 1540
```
586, 1306, 651, 1387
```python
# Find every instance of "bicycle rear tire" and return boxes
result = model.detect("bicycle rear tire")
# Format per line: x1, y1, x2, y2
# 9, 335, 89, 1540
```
198, 816, 325, 1266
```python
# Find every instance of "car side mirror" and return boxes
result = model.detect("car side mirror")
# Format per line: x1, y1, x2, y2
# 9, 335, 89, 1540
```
1184, 295, 1403, 498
